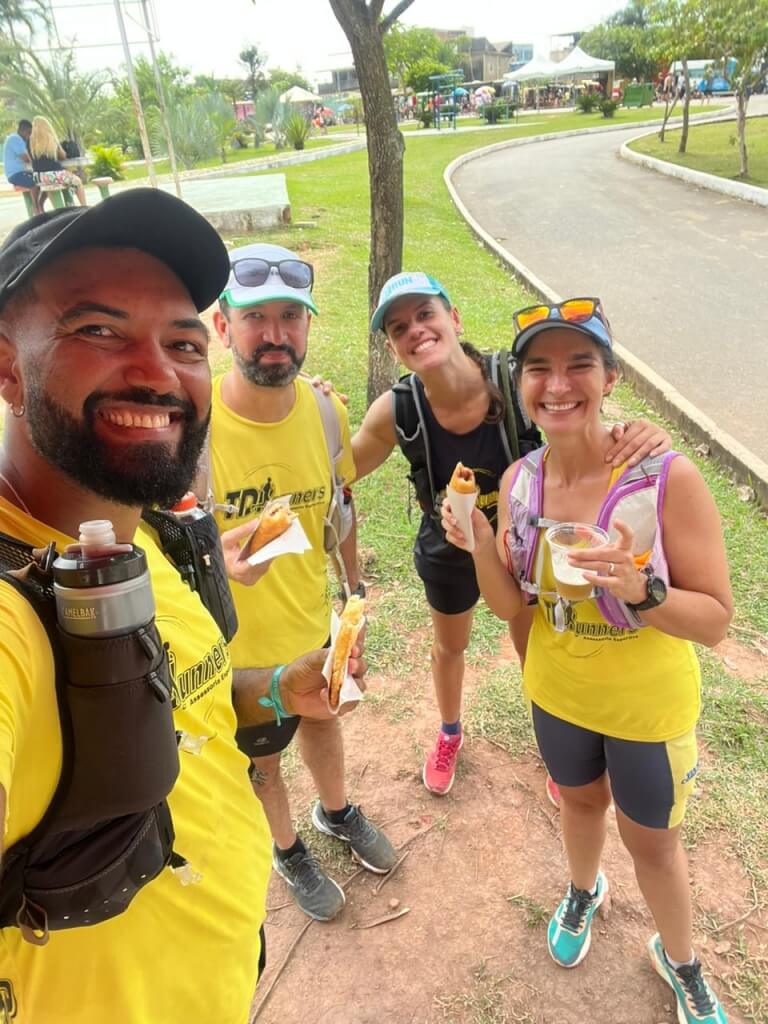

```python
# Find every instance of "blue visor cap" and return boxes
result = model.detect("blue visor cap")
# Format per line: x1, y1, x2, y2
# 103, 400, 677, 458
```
370, 271, 451, 333
512, 311, 614, 358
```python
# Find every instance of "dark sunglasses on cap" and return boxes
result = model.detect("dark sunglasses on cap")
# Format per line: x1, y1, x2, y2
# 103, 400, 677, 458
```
513, 297, 608, 333
231, 258, 314, 291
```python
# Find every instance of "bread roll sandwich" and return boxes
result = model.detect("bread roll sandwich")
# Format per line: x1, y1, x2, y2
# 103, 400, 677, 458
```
329, 595, 365, 710
247, 503, 296, 554
449, 462, 477, 494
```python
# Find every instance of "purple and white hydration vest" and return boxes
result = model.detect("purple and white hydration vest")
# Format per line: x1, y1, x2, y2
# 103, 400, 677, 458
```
505, 448, 679, 630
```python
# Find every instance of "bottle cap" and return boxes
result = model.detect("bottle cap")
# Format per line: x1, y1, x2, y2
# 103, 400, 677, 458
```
78, 520, 117, 546
170, 493, 198, 513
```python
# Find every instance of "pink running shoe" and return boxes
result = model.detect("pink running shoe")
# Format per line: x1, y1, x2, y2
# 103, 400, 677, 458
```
423, 730, 464, 795
545, 775, 562, 809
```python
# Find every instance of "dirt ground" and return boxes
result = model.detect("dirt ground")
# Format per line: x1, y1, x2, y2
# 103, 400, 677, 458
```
250, 611, 767, 1024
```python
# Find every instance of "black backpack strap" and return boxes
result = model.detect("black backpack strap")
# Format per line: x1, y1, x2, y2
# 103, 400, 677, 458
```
0, 552, 75, 932
392, 374, 439, 519
141, 508, 238, 642
490, 349, 520, 463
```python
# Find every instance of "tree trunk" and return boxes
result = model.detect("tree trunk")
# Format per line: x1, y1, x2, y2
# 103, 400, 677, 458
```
329, 0, 413, 405
678, 59, 691, 154
659, 94, 678, 143
736, 90, 749, 178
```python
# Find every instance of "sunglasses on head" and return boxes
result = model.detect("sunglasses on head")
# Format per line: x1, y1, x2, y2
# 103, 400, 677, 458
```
513, 298, 608, 334
231, 258, 314, 291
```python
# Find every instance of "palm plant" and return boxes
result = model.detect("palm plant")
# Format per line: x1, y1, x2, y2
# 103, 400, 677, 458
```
284, 111, 311, 150
200, 93, 237, 163
253, 87, 289, 149
0, 47, 107, 147
0, 0, 49, 45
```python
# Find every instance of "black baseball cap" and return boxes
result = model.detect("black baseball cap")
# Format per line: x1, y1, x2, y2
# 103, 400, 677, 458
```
0, 188, 230, 313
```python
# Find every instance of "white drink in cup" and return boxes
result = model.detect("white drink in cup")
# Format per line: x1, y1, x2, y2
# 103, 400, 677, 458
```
545, 523, 610, 602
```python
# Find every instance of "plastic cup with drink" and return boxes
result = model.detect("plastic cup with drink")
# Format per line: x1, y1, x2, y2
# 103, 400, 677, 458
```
545, 523, 610, 602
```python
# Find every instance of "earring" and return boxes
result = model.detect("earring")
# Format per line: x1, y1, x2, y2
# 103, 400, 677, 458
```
11, 402, 25, 418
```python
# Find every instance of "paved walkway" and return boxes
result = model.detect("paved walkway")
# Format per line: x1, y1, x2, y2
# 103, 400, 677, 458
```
452, 108, 768, 464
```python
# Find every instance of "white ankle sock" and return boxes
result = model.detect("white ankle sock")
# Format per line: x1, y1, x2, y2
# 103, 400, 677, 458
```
664, 949, 695, 971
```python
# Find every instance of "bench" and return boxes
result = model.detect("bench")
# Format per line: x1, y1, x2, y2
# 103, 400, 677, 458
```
39, 182, 73, 209
90, 176, 113, 200
13, 185, 35, 217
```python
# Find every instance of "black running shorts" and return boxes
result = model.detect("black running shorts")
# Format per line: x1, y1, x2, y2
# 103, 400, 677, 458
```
531, 702, 698, 829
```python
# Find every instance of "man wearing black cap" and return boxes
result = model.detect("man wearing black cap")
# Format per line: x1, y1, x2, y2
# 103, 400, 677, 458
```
0, 191, 362, 1023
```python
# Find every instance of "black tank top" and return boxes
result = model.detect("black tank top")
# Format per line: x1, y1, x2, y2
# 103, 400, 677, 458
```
32, 155, 63, 172
412, 376, 510, 581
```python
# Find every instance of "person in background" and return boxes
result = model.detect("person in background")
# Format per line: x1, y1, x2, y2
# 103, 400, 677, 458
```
3, 119, 42, 213
29, 116, 87, 207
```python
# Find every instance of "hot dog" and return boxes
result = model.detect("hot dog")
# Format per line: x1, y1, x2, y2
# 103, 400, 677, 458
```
246, 503, 295, 554
449, 462, 477, 494
329, 595, 365, 710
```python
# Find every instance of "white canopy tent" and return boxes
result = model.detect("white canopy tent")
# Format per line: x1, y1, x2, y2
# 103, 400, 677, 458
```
280, 85, 322, 104
554, 46, 615, 77
503, 53, 560, 83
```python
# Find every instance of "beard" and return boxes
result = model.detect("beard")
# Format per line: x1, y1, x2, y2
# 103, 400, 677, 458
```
231, 340, 305, 387
24, 379, 209, 509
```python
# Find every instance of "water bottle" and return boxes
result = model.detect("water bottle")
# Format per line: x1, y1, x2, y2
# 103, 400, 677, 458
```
169, 492, 207, 524
52, 519, 155, 638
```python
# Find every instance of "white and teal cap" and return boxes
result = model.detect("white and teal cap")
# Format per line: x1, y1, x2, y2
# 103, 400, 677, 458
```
370, 271, 451, 333
220, 242, 318, 314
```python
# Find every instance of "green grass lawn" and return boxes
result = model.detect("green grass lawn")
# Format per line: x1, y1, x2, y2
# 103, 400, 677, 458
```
628, 115, 768, 188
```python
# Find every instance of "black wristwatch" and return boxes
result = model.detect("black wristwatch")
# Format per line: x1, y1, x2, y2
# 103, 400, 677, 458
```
340, 581, 366, 602
626, 567, 667, 612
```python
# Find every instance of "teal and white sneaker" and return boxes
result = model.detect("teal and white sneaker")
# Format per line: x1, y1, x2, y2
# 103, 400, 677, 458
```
547, 870, 608, 968
648, 934, 728, 1023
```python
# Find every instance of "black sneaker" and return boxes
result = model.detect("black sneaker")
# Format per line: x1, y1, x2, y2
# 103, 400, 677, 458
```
311, 802, 397, 874
272, 843, 345, 921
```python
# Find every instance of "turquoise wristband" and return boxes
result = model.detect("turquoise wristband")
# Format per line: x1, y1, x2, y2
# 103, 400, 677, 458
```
257, 665, 295, 726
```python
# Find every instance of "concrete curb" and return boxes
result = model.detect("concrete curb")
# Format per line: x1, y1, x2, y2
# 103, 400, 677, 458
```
443, 125, 768, 507
619, 116, 768, 207
193, 141, 366, 180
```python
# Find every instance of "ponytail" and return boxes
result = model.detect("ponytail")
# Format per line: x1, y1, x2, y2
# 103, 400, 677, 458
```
460, 341, 504, 425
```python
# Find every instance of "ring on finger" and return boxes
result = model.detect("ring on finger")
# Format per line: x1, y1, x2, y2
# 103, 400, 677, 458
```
607, 561, 615, 575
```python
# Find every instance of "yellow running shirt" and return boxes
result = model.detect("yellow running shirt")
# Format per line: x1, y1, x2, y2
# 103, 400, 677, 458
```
522, 467, 701, 742
210, 375, 355, 668
0, 498, 271, 1024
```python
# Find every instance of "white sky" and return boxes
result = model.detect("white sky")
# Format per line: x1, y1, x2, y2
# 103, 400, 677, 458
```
40, 0, 618, 81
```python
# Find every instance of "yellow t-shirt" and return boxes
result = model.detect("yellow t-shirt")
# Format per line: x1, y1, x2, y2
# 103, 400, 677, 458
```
0, 499, 271, 1024
523, 469, 701, 743
210, 375, 355, 668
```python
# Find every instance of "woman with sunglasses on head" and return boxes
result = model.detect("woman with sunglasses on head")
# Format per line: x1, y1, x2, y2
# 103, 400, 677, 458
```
352, 274, 670, 799
441, 297, 732, 1024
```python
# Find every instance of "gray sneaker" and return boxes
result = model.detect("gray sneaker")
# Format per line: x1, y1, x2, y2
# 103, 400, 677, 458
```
311, 802, 397, 875
272, 843, 345, 921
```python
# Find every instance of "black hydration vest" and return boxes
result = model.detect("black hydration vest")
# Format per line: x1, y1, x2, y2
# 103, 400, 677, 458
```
0, 507, 237, 944
392, 349, 541, 522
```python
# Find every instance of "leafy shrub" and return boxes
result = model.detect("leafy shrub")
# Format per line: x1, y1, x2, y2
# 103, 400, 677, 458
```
481, 102, 505, 124
88, 143, 125, 181
284, 112, 311, 150
419, 110, 433, 128
600, 99, 618, 118
576, 93, 599, 113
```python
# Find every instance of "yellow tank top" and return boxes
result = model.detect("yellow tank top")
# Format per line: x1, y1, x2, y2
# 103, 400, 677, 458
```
522, 464, 701, 742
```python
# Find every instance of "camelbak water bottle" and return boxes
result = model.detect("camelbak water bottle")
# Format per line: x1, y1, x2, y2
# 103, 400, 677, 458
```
52, 519, 155, 638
